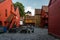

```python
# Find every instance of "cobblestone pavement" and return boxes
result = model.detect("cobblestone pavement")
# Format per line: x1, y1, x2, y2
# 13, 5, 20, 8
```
0, 28, 60, 40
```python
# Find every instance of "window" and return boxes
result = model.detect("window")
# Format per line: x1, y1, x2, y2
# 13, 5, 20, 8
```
45, 12, 48, 15
11, 5, 12, 10
5, 9, 7, 17
0, 21, 2, 26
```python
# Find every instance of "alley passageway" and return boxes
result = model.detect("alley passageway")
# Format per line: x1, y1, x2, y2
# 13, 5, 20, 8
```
0, 0, 60, 40
0, 27, 59, 40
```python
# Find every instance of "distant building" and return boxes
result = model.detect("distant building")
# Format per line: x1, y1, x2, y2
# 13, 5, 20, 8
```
35, 9, 41, 27
24, 16, 35, 26
40, 6, 48, 28
20, 17, 24, 26
25, 11, 32, 16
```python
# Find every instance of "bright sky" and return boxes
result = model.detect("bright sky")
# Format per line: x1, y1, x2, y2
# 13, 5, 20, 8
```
12, 0, 50, 16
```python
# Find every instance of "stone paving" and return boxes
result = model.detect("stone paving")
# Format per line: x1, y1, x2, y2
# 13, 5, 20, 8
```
0, 28, 60, 40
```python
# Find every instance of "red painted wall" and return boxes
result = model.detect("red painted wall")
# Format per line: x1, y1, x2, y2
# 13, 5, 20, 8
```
0, 0, 20, 29
0, 0, 12, 26
40, 7, 48, 28
40, 9, 45, 27
15, 7, 20, 27
48, 0, 60, 38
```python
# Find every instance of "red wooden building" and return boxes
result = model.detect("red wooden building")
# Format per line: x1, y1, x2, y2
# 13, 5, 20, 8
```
40, 6, 48, 28
15, 7, 20, 27
0, 0, 20, 29
48, 0, 60, 38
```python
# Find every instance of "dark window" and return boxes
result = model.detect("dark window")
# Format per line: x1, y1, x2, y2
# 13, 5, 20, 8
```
5, 9, 7, 17
4, 21, 7, 25
45, 12, 48, 15
11, 5, 12, 10
0, 14, 1, 16
0, 21, 2, 26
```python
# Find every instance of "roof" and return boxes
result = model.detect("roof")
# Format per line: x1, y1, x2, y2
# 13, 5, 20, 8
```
35, 9, 41, 15
14, 6, 18, 11
13, 4, 19, 11
48, 0, 52, 6
26, 11, 31, 14
42, 6, 48, 12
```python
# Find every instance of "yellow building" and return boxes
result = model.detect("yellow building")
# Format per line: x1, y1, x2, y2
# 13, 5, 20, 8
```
35, 9, 41, 27
24, 16, 35, 26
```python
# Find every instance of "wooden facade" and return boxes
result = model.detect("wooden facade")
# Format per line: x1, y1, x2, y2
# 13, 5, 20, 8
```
48, 0, 60, 38
0, 0, 20, 29
40, 6, 48, 28
24, 16, 35, 26
35, 9, 41, 27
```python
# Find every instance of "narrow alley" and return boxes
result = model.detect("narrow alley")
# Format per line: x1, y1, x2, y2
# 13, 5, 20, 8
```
0, 27, 59, 40
0, 0, 60, 40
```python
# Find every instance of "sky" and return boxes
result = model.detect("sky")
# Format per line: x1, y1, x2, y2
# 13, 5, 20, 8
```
12, 0, 50, 16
